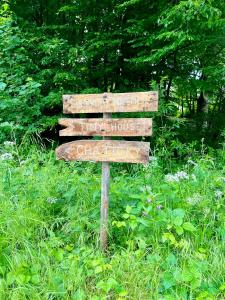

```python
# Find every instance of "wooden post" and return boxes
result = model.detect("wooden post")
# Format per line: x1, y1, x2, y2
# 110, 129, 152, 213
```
100, 111, 112, 251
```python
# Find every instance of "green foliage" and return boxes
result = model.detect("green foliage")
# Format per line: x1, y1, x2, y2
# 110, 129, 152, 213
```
0, 1, 225, 298
0, 0, 224, 143
0, 21, 65, 141
0, 143, 224, 298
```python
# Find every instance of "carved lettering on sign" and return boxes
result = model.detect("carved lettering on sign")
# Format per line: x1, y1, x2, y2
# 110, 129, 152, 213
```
56, 140, 150, 164
59, 118, 152, 137
63, 92, 158, 113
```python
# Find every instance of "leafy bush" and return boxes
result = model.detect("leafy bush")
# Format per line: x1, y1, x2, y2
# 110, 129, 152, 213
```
1, 0, 225, 145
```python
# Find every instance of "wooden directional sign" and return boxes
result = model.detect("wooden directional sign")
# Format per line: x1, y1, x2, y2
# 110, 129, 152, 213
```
63, 91, 158, 114
56, 91, 158, 251
59, 118, 152, 137
56, 140, 150, 164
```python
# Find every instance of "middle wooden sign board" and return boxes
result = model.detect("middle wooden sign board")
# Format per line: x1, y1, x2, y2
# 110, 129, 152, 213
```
59, 118, 152, 137
56, 91, 158, 164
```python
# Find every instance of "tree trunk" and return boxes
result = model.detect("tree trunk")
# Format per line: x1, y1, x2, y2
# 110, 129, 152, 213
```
166, 77, 172, 102
197, 91, 209, 129
197, 91, 208, 114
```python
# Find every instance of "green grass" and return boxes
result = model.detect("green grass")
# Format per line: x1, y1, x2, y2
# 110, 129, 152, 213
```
0, 144, 224, 300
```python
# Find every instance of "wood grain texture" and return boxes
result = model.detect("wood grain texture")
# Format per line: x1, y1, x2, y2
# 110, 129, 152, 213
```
59, 118, 152, 137
63, 91, 158, 113
56, 140, 150, 164
100, 112, 111, 251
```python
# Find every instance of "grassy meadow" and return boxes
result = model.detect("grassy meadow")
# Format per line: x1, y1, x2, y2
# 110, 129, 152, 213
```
0, 142, 224, 300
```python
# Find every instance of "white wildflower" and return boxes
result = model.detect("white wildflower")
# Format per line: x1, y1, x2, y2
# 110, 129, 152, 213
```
186, 193, 202, 205
203, 208, 210, 216
0, 122, 14, 128
215, 190, 223, 199
146, 198, 153, 204
165, 171, 189, 182
191, 174, 197, 182
150, 156, 157, 161
47, 197, 58, 204
187, 159, 198, 167
0, 153, 13, 161
3, 141, 16, 147
165, 174, 180, 182
139, 185, 152, 193
139, 186, 146, 192
150, 156, 158, 167
176, 171, 189, 180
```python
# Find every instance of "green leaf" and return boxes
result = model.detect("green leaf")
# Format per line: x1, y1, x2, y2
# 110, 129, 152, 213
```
6, 272, 15, 285
162, 273, 176, 290
126, 205, 132, 213
173, 216, 183, 226
72, 289, 86, 300
129, 220, 137, 230
95, 266, 103, 274
119, 290, 128, 297
182, 269, 193, 282
175, 226, 184, 235
0, 82, 6, 91
166, 253, 177, 266
31, 274, 40, 284
183, 222, 196, 232
172, 208, 185, 218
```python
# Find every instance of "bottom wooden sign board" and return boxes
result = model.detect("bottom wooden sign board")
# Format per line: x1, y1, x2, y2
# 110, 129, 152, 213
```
56, 140, 150, 164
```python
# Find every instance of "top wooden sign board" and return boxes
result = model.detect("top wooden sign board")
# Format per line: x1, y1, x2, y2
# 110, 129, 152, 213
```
63, 91, 158, 114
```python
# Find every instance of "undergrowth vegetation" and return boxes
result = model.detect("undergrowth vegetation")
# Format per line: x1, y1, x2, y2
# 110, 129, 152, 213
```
0, 142, 224, 299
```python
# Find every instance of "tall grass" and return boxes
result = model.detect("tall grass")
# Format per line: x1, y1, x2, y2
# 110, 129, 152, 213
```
0, 143, 224, 299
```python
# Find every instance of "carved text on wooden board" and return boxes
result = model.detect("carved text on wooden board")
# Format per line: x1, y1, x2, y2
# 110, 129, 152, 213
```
63, 92, 158, 114
56, 91, 158, 164
59, 118, 152, 137
56, 140, 150, 164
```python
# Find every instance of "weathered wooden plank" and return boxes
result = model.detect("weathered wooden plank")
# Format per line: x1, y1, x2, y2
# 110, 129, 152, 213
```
56, 140, 150, 164
63, 91, 158, 113
59, 118, 152, 137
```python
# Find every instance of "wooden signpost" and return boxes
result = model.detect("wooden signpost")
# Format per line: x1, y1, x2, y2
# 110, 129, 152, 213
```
56, 91, 158, 251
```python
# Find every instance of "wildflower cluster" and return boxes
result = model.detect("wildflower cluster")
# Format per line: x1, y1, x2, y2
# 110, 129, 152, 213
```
186, 193, 202, 205
46, 197, 58, 204
215, 190, 223, 199
149, 156, 158, 167
187, 159, 198, 167
0, 153, 13, 161
165, 171, 189, 182
4, 141, 16, 147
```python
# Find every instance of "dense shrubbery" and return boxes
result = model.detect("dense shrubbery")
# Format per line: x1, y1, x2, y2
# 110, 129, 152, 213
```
0, 20, 68, 142
0, 0, 225, 145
